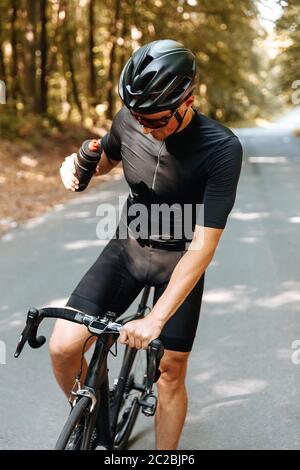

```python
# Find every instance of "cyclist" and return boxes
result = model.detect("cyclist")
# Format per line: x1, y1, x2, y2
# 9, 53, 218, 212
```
49, 39, 243, 450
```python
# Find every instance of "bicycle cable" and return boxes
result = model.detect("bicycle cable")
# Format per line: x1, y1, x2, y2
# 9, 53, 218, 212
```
72, 321, 114, 385
69, 321, 118, 403
69, 334, 96, 401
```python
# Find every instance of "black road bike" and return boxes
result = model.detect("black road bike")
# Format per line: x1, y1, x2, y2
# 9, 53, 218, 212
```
14, 285, 164, 450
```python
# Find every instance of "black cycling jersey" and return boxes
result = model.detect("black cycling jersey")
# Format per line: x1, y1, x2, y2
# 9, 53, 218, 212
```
66, 107, 242, 352
102, 106, 243, 246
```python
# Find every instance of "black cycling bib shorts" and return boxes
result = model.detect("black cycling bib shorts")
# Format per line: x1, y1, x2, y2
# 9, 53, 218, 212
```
66, 107, 242, 352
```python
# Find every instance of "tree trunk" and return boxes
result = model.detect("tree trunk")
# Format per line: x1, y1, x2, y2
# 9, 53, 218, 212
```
62, 6, 83, 119
39, 0, 48, 114
106, 0, 122, 119
0, 47, 5, 83
66, 44, 83, 117
10, 0, 18, 104
119, 0, 129, 74
0, 19, 6, 83
25, 0, 37, 112
88, 0, 97, 99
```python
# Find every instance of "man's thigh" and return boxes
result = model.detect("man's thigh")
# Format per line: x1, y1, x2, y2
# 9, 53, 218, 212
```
66, 237, 145, 317
154, 273, 205, 353
50, 318, 94, 355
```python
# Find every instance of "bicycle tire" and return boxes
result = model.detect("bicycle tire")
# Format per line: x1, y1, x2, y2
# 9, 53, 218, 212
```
112, 347, 147, 450
54, 396, 94, 450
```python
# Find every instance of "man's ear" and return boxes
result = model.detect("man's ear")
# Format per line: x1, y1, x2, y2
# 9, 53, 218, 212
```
185, 94, 195, 108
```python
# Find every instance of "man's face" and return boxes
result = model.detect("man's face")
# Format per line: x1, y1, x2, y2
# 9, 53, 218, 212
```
130, 98, 193, 141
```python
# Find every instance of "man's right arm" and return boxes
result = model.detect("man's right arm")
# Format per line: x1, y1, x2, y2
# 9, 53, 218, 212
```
60, 108, 125, 191
94, 150, 120, 176
60, 147, 120, 192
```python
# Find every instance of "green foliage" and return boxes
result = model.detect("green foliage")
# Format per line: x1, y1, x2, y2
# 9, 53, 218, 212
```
0, 109, 60, 145
0, 0, 295, 129
274, 0, 300, 103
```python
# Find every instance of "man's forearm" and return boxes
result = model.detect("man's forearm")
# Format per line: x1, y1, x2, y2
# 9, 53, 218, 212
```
149, 247, 214, 326
94, 152, 119, 176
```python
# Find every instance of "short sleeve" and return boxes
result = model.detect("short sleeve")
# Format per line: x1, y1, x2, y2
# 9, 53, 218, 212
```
101, 108, 124, 161
200, 137, 243, 229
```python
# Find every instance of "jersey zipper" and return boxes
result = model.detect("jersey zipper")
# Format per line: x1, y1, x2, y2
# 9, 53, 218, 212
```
151, 142, 165, 191
150, 143, 165, 247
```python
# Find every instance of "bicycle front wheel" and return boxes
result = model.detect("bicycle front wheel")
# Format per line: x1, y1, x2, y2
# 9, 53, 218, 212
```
54, 396, 95, 450
111, 346, 147, 450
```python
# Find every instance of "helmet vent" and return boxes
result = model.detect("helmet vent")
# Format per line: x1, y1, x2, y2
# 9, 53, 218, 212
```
167, 77, 191, 100
156, 73, 176, 93
138, 54, 154, 74
136, 71, 156, 92
126, 61, 134, 80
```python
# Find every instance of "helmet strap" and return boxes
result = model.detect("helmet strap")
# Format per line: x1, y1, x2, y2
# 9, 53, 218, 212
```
173, 108, 188, 133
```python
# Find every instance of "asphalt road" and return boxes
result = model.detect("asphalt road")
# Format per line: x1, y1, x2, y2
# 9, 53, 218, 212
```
1, 108, 300, 450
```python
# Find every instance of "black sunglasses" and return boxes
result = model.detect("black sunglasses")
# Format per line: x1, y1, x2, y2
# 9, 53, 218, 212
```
130, 106, 180, 129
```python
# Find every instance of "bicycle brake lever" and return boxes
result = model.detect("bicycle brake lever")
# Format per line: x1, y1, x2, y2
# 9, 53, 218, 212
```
138, 339, 164, 417
28, 323, 46, 349
14, 323, 32, 358
14, 308, 46, 358
146, 339, 164, 392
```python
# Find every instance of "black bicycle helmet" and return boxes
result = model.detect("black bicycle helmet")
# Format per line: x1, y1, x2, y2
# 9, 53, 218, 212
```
118, 39, 196, 114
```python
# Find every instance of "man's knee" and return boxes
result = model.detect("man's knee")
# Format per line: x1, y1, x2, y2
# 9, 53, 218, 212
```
157, 350, 190, 392
48, 319, 89, 361
49, 336, 76, 361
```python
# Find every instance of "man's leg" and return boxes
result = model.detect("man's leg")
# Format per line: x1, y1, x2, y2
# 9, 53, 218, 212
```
155, 350, 190, 450
49, 237, 145, 398
152, 270, 204, 449
49, 318, 95, 397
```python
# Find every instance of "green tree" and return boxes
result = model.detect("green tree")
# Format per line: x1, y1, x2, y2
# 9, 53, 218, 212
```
275, 0, 300, 102
0, 0, 286, 127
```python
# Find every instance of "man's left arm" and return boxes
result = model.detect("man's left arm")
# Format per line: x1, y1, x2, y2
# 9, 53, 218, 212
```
149, 225, 223, 323
119, 136, 242, 349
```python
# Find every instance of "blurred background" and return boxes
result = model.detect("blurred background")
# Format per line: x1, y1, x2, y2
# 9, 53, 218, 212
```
0, 0, 298, 123
0, 0, 299, 233
1, 0, 300, 450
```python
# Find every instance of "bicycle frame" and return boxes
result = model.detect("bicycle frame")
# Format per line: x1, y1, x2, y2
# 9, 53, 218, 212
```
14, 285, 163, 450
62, 285, 152, 449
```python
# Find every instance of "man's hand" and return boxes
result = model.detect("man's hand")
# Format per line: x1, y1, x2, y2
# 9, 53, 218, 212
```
118, 315, 164, 350
59, 153, 79, 191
